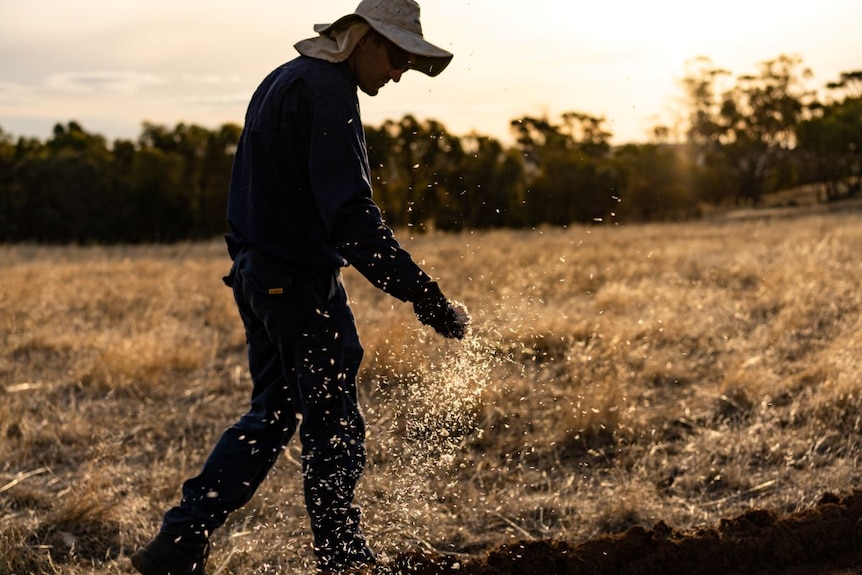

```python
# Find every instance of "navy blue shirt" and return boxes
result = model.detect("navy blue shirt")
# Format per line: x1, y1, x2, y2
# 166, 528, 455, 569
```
227, 55, 430, 302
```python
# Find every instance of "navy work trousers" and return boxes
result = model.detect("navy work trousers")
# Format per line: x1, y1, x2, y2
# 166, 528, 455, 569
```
161, 248, 373, 571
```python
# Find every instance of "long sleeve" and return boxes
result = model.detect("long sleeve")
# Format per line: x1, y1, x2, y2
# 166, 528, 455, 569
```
304, 75, 431, 302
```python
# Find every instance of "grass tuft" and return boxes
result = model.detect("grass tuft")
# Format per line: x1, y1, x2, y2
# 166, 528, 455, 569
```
2, 216, 862, 572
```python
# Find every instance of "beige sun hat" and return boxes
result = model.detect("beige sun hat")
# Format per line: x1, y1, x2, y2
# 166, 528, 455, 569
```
300, 0, 453, 77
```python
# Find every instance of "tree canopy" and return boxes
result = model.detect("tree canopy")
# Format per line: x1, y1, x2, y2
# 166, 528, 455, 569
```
1, 55, 859, 244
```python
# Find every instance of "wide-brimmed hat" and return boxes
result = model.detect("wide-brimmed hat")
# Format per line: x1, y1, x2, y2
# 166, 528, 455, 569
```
311, 0, 453, 77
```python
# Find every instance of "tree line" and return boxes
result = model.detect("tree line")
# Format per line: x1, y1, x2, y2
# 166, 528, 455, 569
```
0, 54, 859, 244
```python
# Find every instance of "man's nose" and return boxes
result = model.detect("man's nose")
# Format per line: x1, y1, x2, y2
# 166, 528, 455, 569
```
389, 68, 404, 82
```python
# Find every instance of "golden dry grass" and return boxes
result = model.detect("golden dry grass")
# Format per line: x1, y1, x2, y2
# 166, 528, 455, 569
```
1, 214, 861, 574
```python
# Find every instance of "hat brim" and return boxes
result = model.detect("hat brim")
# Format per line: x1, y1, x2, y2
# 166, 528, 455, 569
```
314, 14, 453, 77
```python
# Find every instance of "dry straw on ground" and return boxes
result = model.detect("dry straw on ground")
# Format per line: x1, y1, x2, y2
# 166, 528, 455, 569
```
1, 213, 861, 574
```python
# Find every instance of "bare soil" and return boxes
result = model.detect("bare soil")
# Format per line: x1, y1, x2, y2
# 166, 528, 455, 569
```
379, 491, 862, 575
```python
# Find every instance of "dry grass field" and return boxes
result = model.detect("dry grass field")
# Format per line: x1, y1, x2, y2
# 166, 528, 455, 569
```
2, 212, 862, 574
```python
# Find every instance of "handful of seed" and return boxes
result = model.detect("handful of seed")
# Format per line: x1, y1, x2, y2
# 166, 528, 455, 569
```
450, 300, 471, 335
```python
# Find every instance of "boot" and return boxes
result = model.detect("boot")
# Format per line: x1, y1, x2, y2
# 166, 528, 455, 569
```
130, 531, 209, 575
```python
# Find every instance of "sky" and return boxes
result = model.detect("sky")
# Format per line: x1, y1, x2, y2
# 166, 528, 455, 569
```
2, 1, 861, 146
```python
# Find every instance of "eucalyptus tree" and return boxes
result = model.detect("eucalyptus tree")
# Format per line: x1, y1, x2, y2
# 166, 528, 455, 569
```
454, 133, 525, 229
797, 71, 862, 201
510, 112, 619, 225
372, 115, 463, 230
683, 55, 811, 205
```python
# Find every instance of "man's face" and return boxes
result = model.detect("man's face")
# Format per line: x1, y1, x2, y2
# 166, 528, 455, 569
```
352, 31, 413, 96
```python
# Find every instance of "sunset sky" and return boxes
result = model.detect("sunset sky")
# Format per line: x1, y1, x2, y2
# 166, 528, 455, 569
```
2, 0, 861, 145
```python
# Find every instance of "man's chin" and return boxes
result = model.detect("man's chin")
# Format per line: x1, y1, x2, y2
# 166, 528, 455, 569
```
359, 85, 380, 97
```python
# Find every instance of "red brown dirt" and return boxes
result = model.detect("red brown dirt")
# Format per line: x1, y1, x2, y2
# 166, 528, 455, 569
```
377, 491, 862, 575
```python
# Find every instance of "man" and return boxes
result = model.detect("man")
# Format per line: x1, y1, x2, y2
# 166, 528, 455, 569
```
131, 1, 468, 574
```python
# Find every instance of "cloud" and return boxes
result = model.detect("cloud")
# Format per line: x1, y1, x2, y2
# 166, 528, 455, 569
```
0, 81, 29, 92
0, 80, 39, 108
175, 93, 251, 107
180, 73, 243, 84
43, 71, 166, 94
0, 81, 30, 104
179, 93, 250, 106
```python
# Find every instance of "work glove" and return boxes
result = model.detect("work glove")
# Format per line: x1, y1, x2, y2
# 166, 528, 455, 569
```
412, 282, 469, 339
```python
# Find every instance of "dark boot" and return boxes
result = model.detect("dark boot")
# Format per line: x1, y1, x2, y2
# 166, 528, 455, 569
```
130, 532, 209, 575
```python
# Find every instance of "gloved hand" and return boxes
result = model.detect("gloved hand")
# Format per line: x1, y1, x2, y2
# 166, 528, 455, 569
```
412, 282, 469, 339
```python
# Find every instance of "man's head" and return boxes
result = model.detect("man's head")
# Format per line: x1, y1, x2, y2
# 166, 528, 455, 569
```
349, 29, 413, 96
295, 0, 453, 85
